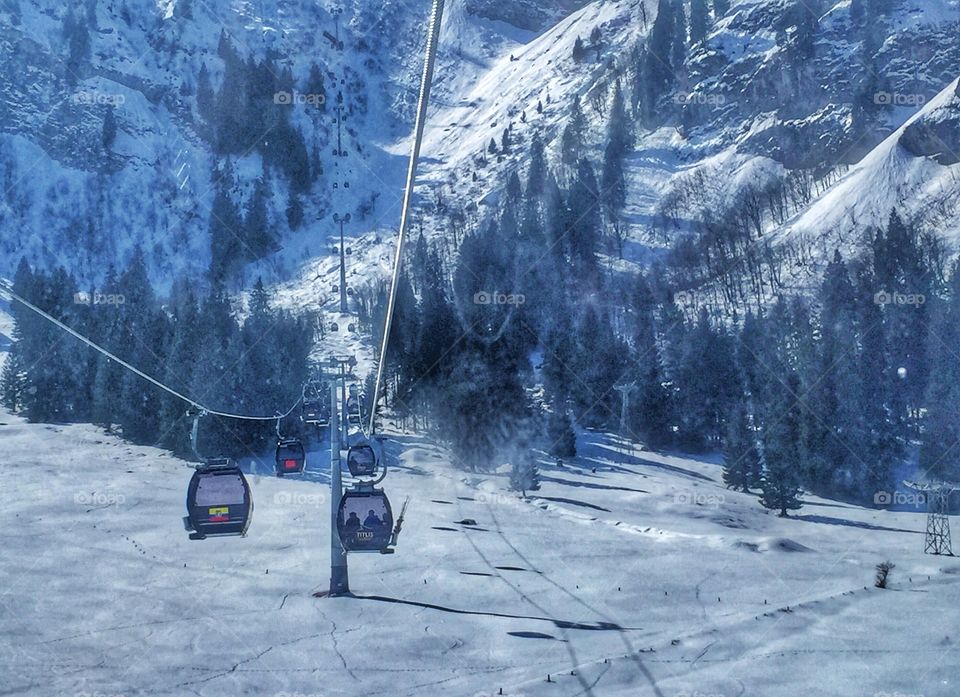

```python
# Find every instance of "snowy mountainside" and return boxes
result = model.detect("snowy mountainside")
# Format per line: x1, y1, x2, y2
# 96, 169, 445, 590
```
0, 0, 586, 287
770, 77, 960, 272
2, 0, 960, 307
411, 0, 960, 277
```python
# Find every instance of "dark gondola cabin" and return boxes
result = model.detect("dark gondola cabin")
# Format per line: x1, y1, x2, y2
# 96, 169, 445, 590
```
346, 394, 362, 426
184, 460, 252, 540
337, 487, 393, 552
302, 400, 320, 422
347, 442, 377, 478
275, 438, 306, 476
302, 398, 330, 427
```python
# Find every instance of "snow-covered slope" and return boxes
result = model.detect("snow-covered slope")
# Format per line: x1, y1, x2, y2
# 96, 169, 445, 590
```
773, 77, 960, 257
1, 402, 958, 696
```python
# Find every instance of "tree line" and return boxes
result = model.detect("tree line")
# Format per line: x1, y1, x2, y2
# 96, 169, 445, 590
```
1, 254, 310, 460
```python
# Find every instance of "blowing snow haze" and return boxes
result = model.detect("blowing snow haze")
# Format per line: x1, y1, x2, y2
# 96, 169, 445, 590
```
1, 1, 960, 696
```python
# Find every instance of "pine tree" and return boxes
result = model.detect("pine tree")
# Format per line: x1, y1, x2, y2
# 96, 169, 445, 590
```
560, 96, 586, 167
286, 191, 304, 230
243, 176, 276, 261
669, 308, 738, 451
875, 211, 930, 439
101, 105, 117, 151
566, 159, 602, 280
115, 248, 161, 443
690, 0, 709, 44
600, 84, 630, 222
572, 36, 587, 62
629, 275, 672, 446
637, 0, 677, 125
0, 342, 27, 412
723, 397, 760, 491
510, 452, 541, 496
671, 0, 687, 67
852, 265, 898, 496
573, 305, 627, 427
809, 249, 861, 494
207, 161, 243, 282
63, 7, 91, 82
759, 373, 804, 516
525, 134, 547, 199
158, 279, 201, 455
547, 407, 577, 459
196, 62, 215, 125
416, 248, 458, 386
505, 170, 523, 203
304, 62, 327, 112
542, 173, 568, 264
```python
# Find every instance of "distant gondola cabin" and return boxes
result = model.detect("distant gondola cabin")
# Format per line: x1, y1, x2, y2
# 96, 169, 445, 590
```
347, 442, 378, 478
275, 439, 306, 476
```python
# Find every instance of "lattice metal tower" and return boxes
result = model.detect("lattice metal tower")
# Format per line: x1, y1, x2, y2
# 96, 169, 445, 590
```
904, 481, 959, 556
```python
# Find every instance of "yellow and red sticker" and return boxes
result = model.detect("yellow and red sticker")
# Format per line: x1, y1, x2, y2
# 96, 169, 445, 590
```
208, 506, 229, 522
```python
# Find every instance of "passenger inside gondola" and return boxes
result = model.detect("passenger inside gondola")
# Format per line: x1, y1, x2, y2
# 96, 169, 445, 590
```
363, 510, 382, 529
345, 511, 361, 530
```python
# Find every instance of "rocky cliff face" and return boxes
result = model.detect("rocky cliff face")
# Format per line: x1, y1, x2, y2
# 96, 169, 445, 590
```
463, 0, 591, 31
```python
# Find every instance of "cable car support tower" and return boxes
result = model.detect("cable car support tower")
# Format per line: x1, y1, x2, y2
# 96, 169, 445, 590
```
904, 480, 959, 556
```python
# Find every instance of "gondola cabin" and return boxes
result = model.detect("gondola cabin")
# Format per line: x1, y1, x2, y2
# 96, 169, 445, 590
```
275, 438, 306, 476
302, 399, 320, 422
302, 399, 329, 426
184, 459, 252, 540
347, 442, 378, 477
337, 486, 393, 552
346, 394, 362, 426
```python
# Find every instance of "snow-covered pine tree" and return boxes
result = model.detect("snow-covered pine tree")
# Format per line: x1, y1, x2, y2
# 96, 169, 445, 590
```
0, 342, 27, 412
